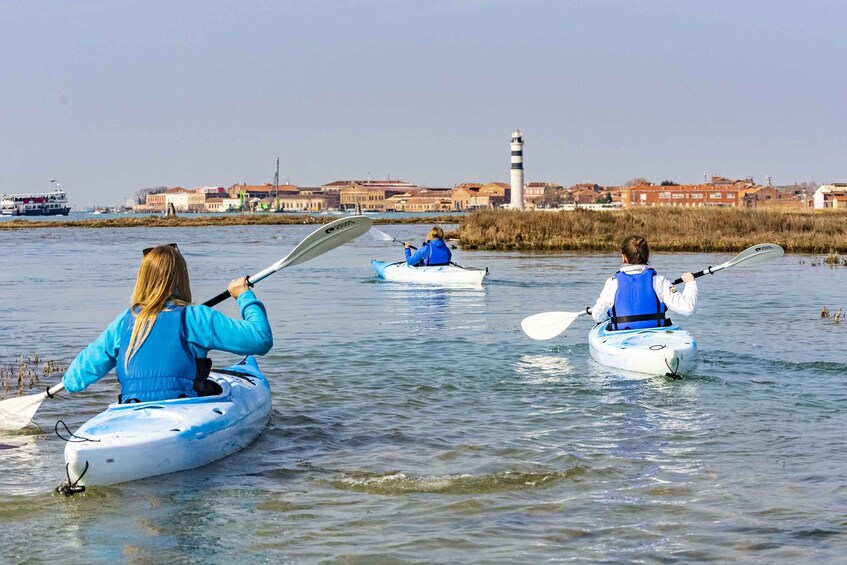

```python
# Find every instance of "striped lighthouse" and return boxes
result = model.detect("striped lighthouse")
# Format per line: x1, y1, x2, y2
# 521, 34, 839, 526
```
510, 129, 524, 210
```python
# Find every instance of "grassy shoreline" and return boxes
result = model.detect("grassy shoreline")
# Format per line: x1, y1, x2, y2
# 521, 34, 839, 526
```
3, 208, 846, 254
452, 208, 847, 254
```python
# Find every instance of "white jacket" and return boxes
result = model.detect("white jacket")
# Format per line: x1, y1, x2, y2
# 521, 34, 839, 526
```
590, 264, 698, 323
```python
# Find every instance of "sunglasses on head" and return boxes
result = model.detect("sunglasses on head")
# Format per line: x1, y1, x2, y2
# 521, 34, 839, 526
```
142, 243, 179, 256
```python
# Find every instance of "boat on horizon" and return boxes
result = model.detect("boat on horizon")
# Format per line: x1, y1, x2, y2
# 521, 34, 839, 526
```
0, 189, 71, 216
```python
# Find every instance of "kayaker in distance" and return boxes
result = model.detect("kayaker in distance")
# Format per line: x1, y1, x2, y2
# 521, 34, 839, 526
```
404, 226, 452, 267
61, 243, 273, 403
590, 235, 698, 331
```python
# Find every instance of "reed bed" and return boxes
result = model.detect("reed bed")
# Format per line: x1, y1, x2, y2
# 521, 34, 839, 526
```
0, 355, 67, 400
453, 208, 847, 253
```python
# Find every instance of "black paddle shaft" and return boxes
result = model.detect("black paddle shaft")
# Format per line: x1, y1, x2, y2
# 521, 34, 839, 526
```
203, 276, 254, 308
389, 234, 422, 251
671, 266, 713, 286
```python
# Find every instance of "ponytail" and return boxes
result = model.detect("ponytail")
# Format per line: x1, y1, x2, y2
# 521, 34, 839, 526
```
621, 235, 649, 264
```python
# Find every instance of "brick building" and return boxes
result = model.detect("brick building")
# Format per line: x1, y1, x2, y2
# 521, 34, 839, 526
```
524, 182, 564, 209
738, 186, 798, 208
400, 189, 453, 212
329, 180, 421, 212
620, 177, 761, 208
450, 183, 484, 211
474, 182, 511, 209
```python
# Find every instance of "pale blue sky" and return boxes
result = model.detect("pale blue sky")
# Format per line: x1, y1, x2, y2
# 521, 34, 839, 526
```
2, 0, 845, 207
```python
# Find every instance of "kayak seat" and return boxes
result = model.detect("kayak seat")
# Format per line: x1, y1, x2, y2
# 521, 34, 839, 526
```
193, 357, 222, 397
196, 379, 223, 397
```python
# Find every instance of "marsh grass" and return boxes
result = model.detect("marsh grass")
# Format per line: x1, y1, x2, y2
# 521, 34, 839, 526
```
453, 208, 847, 253
0, 355, 67, 400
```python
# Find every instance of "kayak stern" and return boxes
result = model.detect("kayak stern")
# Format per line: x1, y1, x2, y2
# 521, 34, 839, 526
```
371, 260, 487, 285
62, 358, 271, 488
588, 323, 698, 378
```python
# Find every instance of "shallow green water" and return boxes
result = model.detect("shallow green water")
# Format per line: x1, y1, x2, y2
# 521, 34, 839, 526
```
1, 225, 845, 563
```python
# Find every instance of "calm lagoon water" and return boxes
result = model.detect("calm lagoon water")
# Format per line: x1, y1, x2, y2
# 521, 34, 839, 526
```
0, 223, 845, 563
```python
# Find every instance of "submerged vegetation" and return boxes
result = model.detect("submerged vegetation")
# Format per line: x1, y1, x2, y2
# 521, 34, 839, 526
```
453, 208, 847, 253
823, 251, 847, 266
0, 355, 67, 400
820, 306, 843, 324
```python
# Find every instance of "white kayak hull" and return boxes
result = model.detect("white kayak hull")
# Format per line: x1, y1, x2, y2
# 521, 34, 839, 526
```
588, 323, 698, 377
63, 357, 270, 487
371, 260, 487, 285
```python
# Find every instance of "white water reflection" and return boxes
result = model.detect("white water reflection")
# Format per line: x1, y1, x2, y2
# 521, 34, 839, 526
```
515, 354, 575, 383
373, 283, 488, 335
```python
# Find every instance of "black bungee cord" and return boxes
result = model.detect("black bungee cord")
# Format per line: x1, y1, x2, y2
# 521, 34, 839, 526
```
54, 420, 98, 496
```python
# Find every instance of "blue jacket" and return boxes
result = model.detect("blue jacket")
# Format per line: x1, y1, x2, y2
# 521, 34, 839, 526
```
116, 306, 197, 403
405, 238, 452, 266
608, 268, 669, 330
63, 290, 273, 399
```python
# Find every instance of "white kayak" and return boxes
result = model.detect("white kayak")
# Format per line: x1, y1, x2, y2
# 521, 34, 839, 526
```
588, 322, 698, 377
371, 260, 488, 285
61, 357, 270, 489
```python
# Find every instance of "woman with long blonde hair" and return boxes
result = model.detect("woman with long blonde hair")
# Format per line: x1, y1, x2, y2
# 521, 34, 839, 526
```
62, 244, 273, 403
403, 226, 452, 267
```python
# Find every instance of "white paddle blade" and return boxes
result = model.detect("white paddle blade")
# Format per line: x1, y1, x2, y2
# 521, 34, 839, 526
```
369, 227, 397, 243
521, 311, 585, 341
0, 391, 49, 431
723, 243, 784, 269
273, 216, 373, 272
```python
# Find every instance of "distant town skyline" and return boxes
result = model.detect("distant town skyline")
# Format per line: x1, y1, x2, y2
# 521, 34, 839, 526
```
2, 1, 844, 207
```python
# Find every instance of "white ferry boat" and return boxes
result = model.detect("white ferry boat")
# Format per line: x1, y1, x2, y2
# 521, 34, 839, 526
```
0, 190, 71, 216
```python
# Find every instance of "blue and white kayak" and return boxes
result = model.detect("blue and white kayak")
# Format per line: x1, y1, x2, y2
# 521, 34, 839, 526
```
588, 323, 698, 377
371, 260, 488, 285
63, 357, 271, 487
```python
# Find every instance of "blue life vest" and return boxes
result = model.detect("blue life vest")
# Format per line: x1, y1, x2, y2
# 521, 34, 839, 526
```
424, 239, 451, 266
116, 306, 197, 403
607, 268, 670, 331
